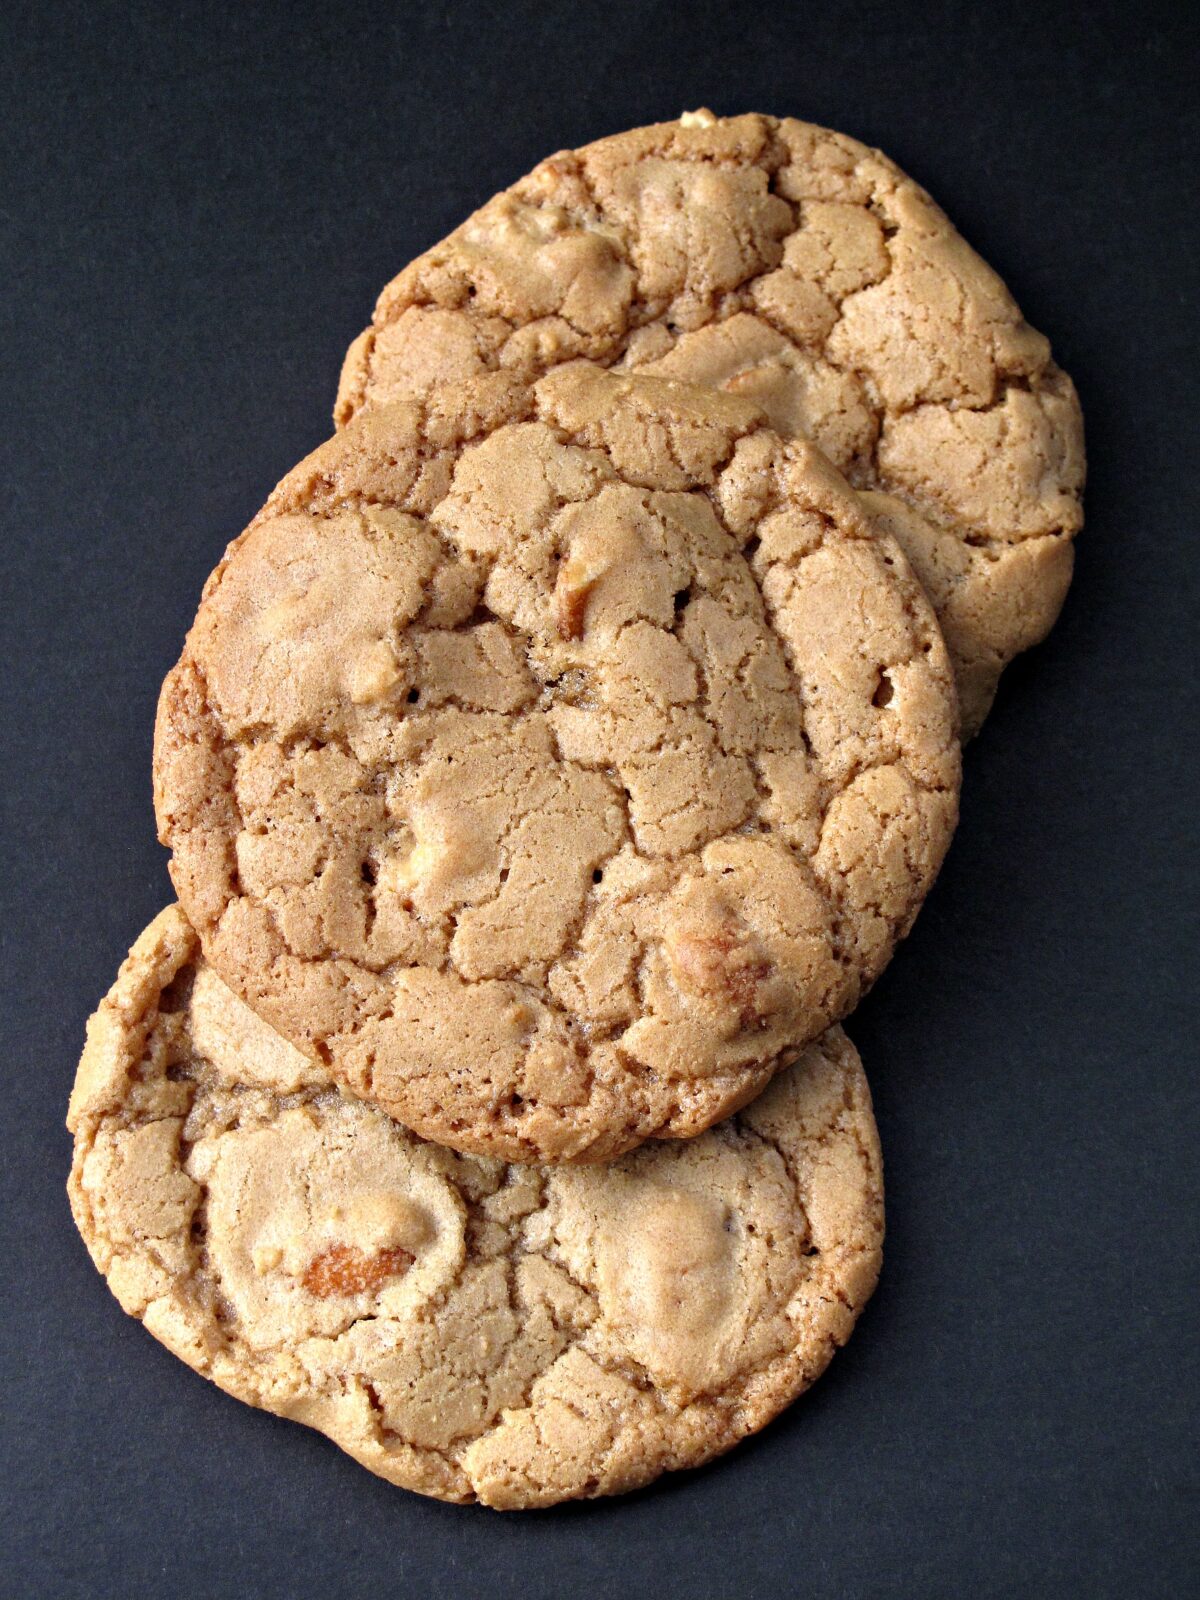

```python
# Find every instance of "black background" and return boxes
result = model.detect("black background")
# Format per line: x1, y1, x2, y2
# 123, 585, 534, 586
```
2, 2, 1197, 1595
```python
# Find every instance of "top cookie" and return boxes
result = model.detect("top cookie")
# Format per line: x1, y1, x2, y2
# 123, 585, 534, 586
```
155, 362, 958, 1162
336, 110, 1085, 735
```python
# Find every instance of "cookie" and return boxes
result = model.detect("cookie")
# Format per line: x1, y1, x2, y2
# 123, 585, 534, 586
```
67, 906, 884, 1509
335, 109, 1085, 735
154, 363, 958, 1162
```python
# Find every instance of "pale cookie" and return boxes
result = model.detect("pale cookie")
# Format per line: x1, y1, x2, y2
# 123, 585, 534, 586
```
336, 110, 1085, 735
67, 906, 884, 1508
154, 363, 958, 1162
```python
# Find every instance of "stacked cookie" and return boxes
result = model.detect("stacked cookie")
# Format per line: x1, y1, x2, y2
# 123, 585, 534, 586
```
67, 112, 1084, 1508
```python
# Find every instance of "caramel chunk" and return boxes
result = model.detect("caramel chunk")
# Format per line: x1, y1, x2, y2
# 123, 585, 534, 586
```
301, 1242, 415, 1298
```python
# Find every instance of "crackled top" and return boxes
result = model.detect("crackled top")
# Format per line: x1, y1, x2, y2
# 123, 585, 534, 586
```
67, 907, 883, 1508
155, 363, 958, 1162
336, 109, 1086, 735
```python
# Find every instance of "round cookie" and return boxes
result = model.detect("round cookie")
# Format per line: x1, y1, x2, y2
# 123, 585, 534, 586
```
67, 906, 884, 1509
335, 109, 1085, 736
154, 363, 958, 1162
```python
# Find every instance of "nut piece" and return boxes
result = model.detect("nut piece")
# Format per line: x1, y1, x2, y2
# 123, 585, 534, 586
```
664, 916, 774, 1025
554, 550, 603, 640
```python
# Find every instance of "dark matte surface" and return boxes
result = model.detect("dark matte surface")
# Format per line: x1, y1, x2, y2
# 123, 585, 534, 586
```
2, 1, 1197, 1595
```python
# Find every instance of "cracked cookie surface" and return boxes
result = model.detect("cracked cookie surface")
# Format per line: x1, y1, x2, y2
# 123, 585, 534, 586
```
155, 363, 958, 1162
336, 109, 1085, 736
67, 906, 884, 1508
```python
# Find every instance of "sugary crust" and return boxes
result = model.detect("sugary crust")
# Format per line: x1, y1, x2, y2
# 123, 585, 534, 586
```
335, 110, 1085, 736
67, 907, 884, 1509
154, 364, 958, 1162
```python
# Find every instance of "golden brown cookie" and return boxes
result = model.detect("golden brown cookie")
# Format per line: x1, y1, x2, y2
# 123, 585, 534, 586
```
154, 364, 958, 1162
336, 110, 1085, 735
67, 906, 884, 1509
